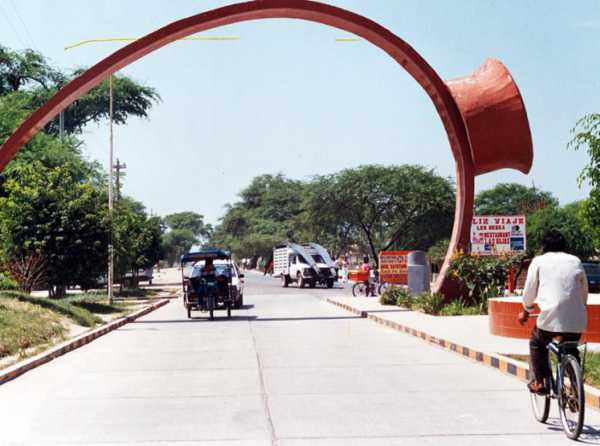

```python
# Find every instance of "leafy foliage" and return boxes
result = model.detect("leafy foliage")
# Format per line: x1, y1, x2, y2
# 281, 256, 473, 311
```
306, 165, 455, 265
475, 183, 557, 215
0, 45, 160, 136
212, 167, 455, 264
570, 114, 600, 254
210, 174, 307, 259
527, 202, 594, 259
380, 286, 412, 308
0, 161, 109, 296
449, 251, 521, 309
113, 198, 163, 284
413, 292, 445, 315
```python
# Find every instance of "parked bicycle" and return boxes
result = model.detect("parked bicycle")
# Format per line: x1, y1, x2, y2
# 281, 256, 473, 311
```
351, 271, 391, 297
530, 316, 586, 440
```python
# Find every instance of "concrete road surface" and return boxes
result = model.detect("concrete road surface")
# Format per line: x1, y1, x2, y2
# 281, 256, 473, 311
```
2, 273, 600, 445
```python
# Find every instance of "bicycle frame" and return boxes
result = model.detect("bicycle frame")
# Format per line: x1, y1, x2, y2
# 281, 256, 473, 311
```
544, 341, 587, 399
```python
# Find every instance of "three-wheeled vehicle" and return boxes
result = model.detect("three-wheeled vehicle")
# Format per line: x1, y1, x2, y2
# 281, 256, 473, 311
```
180, 249, 238, 320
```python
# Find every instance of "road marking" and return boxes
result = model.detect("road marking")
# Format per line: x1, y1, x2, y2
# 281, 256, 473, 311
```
248, 317, 278, 446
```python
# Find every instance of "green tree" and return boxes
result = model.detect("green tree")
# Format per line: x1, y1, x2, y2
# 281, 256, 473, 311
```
526, 202, 593, 259
113, 198, 163, 286
210, 174, 307, 259
0, 160, 109, 296
305, 165, 455, 265
570, 113, 600, 252
0, 45, 160, 137
163, 211, 211, 239
475, 183, 558, 215
162, 229, 197, 266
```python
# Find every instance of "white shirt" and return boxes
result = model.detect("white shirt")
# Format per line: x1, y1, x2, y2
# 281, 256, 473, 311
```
523, 252, 588, 333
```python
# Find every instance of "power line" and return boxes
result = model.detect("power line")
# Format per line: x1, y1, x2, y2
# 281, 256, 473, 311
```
65, 35, 240, 51
8, 0, 38, 50
0, 2, 27, 48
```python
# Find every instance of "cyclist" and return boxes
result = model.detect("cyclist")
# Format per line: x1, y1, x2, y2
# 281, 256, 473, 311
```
361, 256, 373, 296
518, 229, 588, 394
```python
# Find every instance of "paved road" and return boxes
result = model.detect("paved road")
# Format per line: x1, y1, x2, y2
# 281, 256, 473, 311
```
2, 273, 600, 445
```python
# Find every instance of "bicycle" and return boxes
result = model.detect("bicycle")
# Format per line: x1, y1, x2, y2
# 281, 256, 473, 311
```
529, 324, 587, 440
351, 280, 377, 297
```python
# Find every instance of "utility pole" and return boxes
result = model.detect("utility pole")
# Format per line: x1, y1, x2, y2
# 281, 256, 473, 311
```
59, 111, 65, 137
113, 158, 127, 201
108, 75, 114, 305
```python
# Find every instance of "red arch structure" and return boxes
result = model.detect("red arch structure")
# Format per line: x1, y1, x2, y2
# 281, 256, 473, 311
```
0, 0, 533, 297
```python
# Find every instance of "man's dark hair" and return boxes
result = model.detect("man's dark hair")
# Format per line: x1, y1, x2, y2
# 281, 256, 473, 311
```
363, 256, 369, 263
542, 229, 567, 253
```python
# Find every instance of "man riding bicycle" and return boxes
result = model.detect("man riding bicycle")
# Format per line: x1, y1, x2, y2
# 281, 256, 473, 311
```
518, 229, 588, 394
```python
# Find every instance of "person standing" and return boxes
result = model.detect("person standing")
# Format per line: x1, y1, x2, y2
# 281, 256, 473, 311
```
361, 255, 373, 296
518, 229, 588, 394
341, 256, 349, 286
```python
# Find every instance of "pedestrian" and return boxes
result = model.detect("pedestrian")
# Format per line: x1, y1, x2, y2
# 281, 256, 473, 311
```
518, 229, 588, 394
341, 256, 349, 286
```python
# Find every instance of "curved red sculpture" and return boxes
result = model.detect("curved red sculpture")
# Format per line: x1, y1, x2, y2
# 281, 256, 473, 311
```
0, 0, 533, 297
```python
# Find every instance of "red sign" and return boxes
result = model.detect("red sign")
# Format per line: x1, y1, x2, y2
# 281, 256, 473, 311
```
379, 251, 410, 284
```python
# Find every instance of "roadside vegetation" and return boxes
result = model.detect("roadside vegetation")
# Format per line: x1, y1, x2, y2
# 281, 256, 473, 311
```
0, 289, 154, 365
0, 298, 65, 359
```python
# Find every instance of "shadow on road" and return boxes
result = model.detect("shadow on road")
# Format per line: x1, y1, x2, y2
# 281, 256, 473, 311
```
542, 418, 600, 443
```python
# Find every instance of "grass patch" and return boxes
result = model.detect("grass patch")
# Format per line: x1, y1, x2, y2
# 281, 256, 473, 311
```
378, 287, 485, 316
84, 288, 162, 299
0, 299, 65, 359
507, 350, 600, 389
0, 291, 102, 327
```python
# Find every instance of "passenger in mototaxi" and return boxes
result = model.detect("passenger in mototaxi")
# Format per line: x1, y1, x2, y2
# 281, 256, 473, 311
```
190, 258, 217, 305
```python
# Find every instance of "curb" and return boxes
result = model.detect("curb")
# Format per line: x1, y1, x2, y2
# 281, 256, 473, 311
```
0, 298, 170, 386
324, 297, 600, 411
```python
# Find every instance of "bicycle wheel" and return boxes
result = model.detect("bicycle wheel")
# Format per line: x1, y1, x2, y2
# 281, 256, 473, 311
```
530, 382, 550, 423
558, 354, 585, 440
352, 282, 366, 297
378, 282, 391, 295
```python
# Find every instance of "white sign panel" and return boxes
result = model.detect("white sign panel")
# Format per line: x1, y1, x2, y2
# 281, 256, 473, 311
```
471, 215, 526, 255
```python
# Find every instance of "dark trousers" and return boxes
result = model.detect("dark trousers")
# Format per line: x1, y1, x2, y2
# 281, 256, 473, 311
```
529, 327, 581, 382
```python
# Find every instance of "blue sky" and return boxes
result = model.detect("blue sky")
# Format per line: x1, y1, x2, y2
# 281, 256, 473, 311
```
1, 1, 599, 224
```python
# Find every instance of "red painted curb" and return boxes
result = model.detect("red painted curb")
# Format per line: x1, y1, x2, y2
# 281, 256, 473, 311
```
0, 298, 170, 385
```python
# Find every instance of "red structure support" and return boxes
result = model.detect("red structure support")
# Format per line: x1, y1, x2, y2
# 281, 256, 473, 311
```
0, 0, 533, 297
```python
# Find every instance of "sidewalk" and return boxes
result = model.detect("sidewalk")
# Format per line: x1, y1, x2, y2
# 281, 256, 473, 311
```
324, 295, 536, 355
321, 293, 600, 410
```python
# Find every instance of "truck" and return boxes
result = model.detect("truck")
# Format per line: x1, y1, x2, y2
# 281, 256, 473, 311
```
273, 243, 338, 288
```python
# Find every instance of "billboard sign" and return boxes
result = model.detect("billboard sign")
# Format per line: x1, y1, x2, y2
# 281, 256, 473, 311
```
471, 215, 526, 255
379, 251, 410, 284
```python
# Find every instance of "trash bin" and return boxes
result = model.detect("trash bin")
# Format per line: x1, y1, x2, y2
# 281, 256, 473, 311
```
408, 251, 430, 294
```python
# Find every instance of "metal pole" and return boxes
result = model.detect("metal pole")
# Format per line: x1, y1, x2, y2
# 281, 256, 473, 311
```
108, 75, 114, 304
59, 111, 64, 137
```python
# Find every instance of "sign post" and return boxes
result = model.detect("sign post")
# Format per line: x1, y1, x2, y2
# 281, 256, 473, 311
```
471, 215, 526, 255
379, 251, 410, 285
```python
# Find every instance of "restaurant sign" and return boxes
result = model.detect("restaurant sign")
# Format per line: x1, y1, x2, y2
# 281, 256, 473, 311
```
471, 215, 526, 255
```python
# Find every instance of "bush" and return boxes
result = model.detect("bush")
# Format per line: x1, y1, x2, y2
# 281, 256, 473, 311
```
0, 273, 18, 290
395, 288, 413, 309
449, 251, 521, 305
439, 300, 483, 316
380, 286, 403, 305
414, 292, 445, 315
